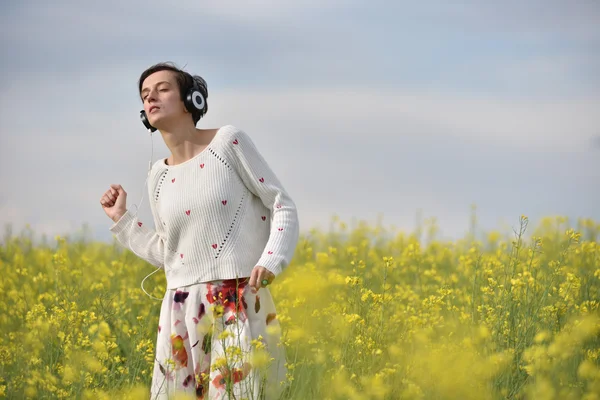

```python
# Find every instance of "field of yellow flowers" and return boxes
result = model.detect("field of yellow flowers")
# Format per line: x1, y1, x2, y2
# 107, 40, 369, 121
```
0, 215, 599, 399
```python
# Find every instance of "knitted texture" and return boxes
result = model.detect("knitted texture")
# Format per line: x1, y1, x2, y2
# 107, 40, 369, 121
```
109, 125, 299, 289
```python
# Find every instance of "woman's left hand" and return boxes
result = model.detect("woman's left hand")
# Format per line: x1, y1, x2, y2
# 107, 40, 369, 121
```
249, 266, 275, 291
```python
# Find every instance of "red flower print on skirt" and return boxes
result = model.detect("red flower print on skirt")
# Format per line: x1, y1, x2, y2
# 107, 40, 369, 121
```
171, 334, 188, 368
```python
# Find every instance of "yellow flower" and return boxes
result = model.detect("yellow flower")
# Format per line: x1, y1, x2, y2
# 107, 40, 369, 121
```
218, 330, 234, 340
534, 330, 551, 344
98, 321, 111, 339
211, 356, 228, 371
578, 359, 600, 380
250, 348, 272, 369
24, 387, 37, 398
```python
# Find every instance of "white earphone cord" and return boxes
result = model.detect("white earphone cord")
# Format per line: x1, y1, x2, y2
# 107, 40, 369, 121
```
126, 128, 163, 301
127, 90, 205, 302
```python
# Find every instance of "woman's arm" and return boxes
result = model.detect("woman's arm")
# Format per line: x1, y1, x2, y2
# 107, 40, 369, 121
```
109, 209, 165, 269
223, 127, 300, 276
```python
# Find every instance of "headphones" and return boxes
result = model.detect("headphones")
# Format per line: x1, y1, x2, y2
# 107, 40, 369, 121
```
139, 78, 206, 132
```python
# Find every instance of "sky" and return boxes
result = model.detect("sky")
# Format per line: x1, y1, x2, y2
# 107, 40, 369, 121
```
1, 0, 599, 245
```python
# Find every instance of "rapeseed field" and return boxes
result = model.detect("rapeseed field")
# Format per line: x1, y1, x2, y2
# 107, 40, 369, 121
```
0, 215, 598, 399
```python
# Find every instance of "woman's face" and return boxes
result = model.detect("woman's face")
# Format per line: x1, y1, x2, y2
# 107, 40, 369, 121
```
140, 70, 186, 129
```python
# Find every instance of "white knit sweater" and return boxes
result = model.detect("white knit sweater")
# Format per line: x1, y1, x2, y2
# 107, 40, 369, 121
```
109, 125, 300, 289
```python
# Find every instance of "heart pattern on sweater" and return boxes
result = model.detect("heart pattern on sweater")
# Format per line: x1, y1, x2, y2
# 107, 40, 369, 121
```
261, 216, 266, 221
278, 228, 283, 231
137, 222, 143, 227
212, 244, 218, 249
222, 200, 227, 205
200, 163, 205, 168
268, 251, 273, 255
180, 254, 184, 259
232, 139, 238, 145
276, 204, 282, 209
259, 177, 264, 183
185, 210, 190, 216
172, 178, 176, 183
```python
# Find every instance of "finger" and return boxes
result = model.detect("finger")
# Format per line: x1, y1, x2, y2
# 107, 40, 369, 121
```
265, 270, 275, 284
248, 268, 258, 289
110, 184, 124, 194
259, 269, 271, 288
260, 268, 273, 282
256, 268, 266, 289
256, 268, 264, 289
103, 195, 114, 206
255, 269, 263, 288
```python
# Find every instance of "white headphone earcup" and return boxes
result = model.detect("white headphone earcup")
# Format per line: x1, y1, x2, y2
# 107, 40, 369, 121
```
191, 91, 205, 110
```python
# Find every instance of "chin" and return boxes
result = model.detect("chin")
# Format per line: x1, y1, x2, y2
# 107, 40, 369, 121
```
152, 114, 178, 130
149, 115, 164, 127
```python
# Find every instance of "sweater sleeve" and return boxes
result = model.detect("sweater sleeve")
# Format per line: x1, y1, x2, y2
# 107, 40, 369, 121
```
109, 209, 165, 269
223, 127, 300, 276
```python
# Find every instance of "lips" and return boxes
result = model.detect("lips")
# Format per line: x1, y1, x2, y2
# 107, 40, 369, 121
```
149, 106, 160, 113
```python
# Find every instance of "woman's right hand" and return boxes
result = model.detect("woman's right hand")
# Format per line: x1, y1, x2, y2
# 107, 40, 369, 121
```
100, 184, 127, 223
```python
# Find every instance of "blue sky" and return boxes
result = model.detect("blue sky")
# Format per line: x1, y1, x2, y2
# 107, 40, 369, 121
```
1, 0, 599, 244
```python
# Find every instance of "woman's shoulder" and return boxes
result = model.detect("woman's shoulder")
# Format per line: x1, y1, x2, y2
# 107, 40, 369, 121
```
151, 158, 167, 171
213, 124, 255, 148
216, 124, 245, 139
148, 159, 168, 181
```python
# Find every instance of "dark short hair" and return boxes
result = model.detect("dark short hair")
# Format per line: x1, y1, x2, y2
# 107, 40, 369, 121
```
138, 61, 208, 125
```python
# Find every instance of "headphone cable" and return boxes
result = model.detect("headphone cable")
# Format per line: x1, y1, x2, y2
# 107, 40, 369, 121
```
126, 128, 163, 301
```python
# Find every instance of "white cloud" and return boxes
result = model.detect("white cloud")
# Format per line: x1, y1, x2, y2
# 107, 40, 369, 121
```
427, 0, 600, 41
210, 87, 600, 151
1, 70, 599, 244
1, 0, 350, 42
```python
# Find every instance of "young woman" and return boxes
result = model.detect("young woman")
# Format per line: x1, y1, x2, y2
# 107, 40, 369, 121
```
99, 62, 300, 399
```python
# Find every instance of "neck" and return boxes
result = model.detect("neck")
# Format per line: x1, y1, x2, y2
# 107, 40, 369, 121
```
159, 120, 203, 165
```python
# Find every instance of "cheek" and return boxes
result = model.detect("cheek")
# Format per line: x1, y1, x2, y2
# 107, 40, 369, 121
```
167, 96, 186, 112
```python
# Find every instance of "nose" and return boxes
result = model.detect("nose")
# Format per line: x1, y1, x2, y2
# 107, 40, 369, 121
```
145, 89, 158, 104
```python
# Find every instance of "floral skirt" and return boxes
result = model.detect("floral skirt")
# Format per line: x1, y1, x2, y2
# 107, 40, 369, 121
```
150, 278, 287, 400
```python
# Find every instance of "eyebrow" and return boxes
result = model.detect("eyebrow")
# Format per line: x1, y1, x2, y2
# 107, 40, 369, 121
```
141, 81, 171, 96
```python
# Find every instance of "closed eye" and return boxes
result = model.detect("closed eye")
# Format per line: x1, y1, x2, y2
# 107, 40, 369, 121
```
142, 87, 169, 101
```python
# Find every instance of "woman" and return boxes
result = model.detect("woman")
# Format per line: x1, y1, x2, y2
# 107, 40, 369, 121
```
99, 62, 300, 399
